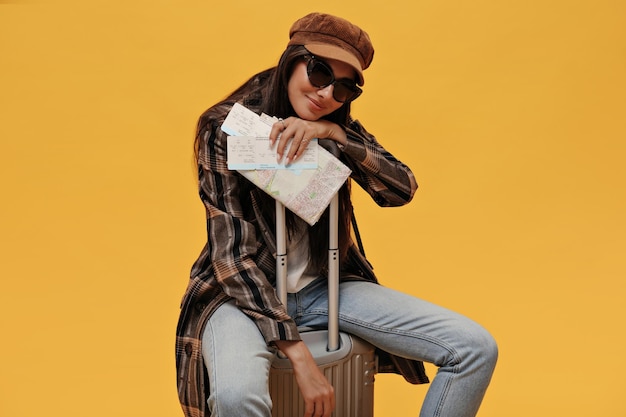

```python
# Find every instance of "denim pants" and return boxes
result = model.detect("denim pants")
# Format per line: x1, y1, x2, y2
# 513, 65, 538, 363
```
201, 277, 498, 417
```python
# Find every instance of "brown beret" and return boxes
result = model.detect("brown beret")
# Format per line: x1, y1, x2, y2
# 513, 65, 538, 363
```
287, 12, 374, 85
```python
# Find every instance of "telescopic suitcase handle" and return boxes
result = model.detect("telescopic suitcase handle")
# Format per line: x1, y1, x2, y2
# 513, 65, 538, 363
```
275, 193, 341, 352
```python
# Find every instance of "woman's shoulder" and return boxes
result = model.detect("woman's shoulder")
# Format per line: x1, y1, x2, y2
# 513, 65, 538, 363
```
200, 101, 234, 123
196, 102, 237, 138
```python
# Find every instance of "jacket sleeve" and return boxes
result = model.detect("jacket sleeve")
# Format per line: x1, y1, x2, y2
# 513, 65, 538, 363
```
340, 119, 417, 206
196, 117, 300, 345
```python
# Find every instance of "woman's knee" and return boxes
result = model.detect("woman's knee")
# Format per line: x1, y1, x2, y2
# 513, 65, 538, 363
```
437, 318, 498, 371
466, 323, 498, 370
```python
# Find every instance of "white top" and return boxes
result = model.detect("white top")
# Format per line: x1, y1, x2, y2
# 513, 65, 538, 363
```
286, 218, 318, 293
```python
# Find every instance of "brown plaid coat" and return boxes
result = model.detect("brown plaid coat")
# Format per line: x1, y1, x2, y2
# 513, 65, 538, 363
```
176, 99, 428, 417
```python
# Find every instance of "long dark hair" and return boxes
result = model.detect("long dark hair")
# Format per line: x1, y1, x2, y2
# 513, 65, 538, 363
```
195, 45, 354, 270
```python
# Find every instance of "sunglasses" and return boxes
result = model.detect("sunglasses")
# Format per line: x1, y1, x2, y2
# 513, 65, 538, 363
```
304, 55, 362, 103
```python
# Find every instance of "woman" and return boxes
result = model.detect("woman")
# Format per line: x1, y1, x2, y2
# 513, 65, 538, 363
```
176, 12, 497, 417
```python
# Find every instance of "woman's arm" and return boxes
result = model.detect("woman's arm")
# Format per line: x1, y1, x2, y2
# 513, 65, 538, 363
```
269, 117, 417, 207
274, 340, 335, 417
340, 119, 417, 207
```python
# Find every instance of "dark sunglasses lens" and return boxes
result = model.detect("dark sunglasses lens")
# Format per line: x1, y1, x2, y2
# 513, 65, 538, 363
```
333, 81, 361, 103
308, 61, 333, 87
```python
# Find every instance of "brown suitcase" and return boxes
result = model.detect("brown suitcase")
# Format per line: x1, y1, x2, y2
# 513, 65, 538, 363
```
269, 196, 377, 417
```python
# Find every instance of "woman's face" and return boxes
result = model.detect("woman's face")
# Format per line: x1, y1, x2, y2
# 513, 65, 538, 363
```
287, 56, 356, 121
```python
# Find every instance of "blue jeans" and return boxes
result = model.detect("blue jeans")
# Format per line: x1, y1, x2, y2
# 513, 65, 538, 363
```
202, 277, 498, 417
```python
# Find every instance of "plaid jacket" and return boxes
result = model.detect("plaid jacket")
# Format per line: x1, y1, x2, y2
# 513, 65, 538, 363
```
176, 99, 428, 417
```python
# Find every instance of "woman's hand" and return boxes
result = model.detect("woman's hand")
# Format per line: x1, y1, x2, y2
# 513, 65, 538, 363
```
270, 117, 347, 165
274, 340, 335, 417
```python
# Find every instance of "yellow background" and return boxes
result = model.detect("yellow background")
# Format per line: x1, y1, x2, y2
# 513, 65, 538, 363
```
1, 0, 625, 416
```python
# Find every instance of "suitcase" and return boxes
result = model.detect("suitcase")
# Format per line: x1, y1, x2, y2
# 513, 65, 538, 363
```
269, 195, 378, 417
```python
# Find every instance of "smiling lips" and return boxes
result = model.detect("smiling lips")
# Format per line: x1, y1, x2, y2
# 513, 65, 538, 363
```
307, 96, 325, 112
